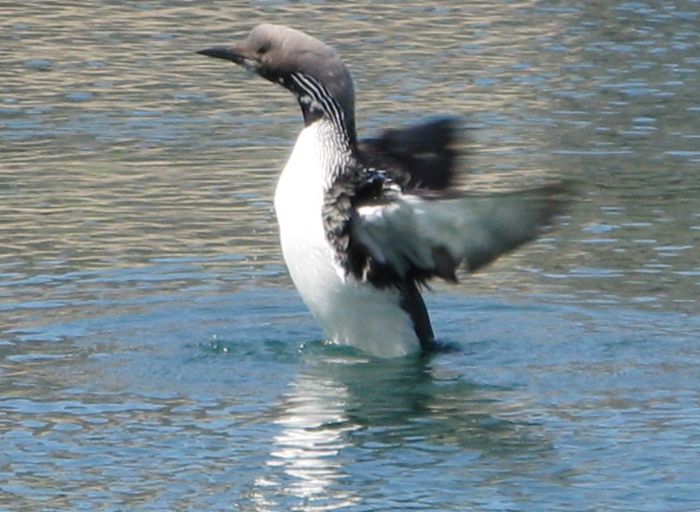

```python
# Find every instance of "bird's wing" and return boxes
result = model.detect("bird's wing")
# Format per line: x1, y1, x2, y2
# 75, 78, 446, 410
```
348, 184, 569, 285
358, 116, 461, 191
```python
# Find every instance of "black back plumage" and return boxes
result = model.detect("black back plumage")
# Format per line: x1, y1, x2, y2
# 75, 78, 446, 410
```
359, 115, 460, 192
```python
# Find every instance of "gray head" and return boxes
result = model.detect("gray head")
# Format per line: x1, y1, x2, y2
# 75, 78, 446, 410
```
198, 24, 357, 143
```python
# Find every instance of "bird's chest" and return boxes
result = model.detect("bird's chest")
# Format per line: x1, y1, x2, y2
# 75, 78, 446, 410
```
273, 126, 329, 251
273, 123, 357, 292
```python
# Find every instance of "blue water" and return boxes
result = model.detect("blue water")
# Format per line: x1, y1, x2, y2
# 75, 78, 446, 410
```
3, 0, 700, 510
3, 259, 699, 510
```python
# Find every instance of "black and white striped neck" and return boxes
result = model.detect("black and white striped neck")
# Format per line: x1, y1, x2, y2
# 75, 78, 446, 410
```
287, 71, 358, 149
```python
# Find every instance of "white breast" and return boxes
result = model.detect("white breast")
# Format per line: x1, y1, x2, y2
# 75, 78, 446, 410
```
273, 123, 420, 358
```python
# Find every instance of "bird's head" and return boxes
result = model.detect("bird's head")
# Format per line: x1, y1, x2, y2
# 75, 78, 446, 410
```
198, 24, 356, 138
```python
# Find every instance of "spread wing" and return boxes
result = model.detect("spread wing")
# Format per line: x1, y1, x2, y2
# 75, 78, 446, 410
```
348, 184, 569, 286
358, 115, 460, 191
346, 115, 570, 287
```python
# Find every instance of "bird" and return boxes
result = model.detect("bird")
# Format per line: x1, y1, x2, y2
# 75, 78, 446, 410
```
197, 24, 569, 358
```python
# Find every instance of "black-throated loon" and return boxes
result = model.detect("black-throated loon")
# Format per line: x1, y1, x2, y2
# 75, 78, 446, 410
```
197, 24, 569, 358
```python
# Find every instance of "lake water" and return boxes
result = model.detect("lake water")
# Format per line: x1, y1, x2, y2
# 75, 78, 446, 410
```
2, 1, 700, 510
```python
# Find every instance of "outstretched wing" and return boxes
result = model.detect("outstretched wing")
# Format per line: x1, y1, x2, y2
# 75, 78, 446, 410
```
359, 115, 460, 191
348, 184, 569, 286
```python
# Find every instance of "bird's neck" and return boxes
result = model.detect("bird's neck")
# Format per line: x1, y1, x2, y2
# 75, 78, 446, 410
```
306, 116, 359, 191
297, 97, 358, 151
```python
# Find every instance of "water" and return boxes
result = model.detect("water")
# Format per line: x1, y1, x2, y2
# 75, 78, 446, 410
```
2, 1, 700, 510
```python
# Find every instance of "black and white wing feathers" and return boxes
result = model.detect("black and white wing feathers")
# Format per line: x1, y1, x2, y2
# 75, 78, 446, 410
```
346, 117, 569, 287
358, 115, 460, 192
348, 184, 568, 286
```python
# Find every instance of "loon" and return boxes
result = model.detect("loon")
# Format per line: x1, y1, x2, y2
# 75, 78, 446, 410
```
198, 24, 568, 358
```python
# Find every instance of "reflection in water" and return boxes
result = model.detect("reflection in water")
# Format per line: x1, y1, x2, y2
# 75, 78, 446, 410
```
251, 353, 555, 510
259, 371, 359, 509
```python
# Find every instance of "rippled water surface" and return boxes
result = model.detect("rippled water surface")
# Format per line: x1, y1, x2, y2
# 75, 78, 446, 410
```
2, 1, 700, 510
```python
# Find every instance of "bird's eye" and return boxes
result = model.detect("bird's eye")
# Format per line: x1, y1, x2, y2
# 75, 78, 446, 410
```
257, 41, 271, 55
